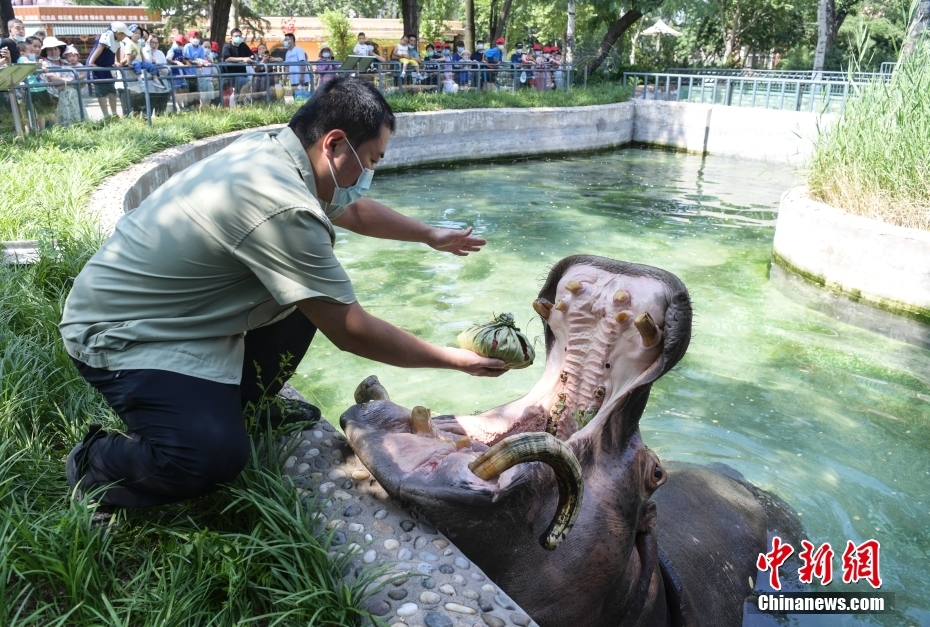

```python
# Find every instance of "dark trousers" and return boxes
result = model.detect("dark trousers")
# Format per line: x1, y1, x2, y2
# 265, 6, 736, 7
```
73, 310, 316, 508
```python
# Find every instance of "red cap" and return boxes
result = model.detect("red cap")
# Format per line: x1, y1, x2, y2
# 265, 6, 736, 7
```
174, 34, 187, 45
495, 37, 505, 44
433, 41, 442, 48
251, 46, 258, 53
211, 41, 219, 52
533, 43, 542, 51
443, 43, 451, 49
186, 30, 200, 40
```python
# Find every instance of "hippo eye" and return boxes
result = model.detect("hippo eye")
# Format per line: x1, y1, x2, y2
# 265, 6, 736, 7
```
605, 363, 610, 369
653, 466, 663, 480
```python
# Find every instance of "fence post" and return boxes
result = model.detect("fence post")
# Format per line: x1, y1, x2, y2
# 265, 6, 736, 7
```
793, 80, 802, 111
142, 70, 153, 126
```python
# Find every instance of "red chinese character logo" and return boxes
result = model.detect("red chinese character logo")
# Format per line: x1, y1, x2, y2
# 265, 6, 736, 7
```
757, 536, 795, 590
798, 540, 834, 585
842, 539, 882, 588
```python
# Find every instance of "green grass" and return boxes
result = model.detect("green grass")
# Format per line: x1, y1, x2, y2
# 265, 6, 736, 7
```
808, 39, 930, 230
384, 83, 630, 113
0, 90, 628, 623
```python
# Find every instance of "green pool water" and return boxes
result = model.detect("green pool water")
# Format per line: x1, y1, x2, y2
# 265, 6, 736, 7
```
291, 147, 930, 625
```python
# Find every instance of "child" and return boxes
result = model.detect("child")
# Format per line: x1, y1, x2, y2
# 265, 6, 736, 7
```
316, 46, 339, 89
391, 35, 423, 81
54, 45, 86, 125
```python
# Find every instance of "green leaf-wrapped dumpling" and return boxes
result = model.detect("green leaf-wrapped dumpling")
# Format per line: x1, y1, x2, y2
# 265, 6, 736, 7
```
457, 313, 535, 369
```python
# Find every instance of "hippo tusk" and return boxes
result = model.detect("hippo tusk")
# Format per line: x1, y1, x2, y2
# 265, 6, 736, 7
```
411, 406, 432, 434
533, 297, 554, 320
554, 299, 568, 312
468, 433, 583, 551
354, 375, 390, 404
615, 311, 631, 324
565, 280, 583, 294
634, 312, 662, 348
613, 289, 628, 303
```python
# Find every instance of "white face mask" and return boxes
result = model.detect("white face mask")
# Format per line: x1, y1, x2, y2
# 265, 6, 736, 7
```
477, 43, 484, 50
322, 52, 331, 58
497, 44, 504, 51
191, 38, 200, 46
328, 140, 374, 207
13, 35, 26, 43
47, 52, 60, 61
284, 40, 292, 48
27, 53, 36, 62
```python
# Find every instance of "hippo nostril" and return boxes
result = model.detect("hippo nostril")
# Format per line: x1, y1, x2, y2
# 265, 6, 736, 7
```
653, 466, 663, 481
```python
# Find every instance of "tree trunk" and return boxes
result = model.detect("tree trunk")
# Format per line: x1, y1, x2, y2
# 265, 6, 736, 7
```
1, 0, 14, 38
491, 0, 514, 43
465, 0, 475, 49
401, 0, 421, 40
901, 0, 930, 56
587, 9, 643, 75
488, 0, 499, 44
210, 0, 232, 44
813, 0, 836, 75
565, 0, 575, 64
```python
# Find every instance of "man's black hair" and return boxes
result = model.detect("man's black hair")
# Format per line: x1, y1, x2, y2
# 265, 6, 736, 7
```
289, 75, 395, 149
25, 36, 39, 45
358, 32, 365, 37
284, 32, 296, 40
231, 28, 242, 36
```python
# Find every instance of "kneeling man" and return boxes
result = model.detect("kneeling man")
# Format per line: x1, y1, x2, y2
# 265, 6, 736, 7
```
60, 76, 504, 508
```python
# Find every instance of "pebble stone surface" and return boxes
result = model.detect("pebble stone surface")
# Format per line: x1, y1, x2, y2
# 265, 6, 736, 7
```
277, 387, 538, 627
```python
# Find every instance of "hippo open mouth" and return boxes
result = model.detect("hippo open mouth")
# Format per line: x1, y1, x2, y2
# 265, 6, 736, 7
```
341, 255, 691, 549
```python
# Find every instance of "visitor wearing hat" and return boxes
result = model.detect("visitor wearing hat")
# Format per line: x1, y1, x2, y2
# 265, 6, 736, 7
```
43, 40, 85, 126
86, 21, 132, 118
182, 30, 209, 108
480, 36, 503, 90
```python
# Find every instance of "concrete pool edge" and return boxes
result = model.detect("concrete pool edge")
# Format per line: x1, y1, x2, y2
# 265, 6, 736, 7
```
772, 186, 930, 324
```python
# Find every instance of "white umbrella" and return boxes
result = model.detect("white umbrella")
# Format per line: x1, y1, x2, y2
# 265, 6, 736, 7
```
641, 19, 682, 37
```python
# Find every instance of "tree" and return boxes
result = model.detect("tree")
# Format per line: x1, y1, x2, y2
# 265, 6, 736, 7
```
2, 0, 15, 38
401, 0, 423, 39
320, 8, 352, 58
901, 0, 930, 55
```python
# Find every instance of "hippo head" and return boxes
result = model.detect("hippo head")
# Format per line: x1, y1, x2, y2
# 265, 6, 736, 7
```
341, 255, 692, 626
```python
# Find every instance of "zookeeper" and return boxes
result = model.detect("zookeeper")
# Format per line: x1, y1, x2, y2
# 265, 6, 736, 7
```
60, 76, 505, 508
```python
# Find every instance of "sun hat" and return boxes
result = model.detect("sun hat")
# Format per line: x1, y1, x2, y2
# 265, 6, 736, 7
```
110, 21, 132, 36
40, 36, 67, 50
495, 37, 505, 44
63, 45, 79, 56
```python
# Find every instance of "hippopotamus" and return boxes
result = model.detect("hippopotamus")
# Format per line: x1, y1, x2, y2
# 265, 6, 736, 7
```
341, 255, 803, 627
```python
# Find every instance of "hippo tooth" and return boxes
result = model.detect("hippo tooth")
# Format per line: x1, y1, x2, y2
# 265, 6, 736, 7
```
613, 289, 628, 302
634, 312, 662, 348
555, 299, 568, 312
615, 311, 630, 323
565, 280, 583, 294
411, 406, 432, 433
533, 298, 554, 320
455, 437, 472, 450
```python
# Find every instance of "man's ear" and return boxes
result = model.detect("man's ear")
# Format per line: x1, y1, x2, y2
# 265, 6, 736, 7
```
321, 129, 347, 159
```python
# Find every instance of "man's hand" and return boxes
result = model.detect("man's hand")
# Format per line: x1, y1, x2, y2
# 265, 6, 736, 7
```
442, 347, 507, 377
428, 226, 487, 256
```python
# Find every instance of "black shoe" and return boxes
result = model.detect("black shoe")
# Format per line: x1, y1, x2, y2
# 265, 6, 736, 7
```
66, 423, 106, 501
263, 398, 322, 430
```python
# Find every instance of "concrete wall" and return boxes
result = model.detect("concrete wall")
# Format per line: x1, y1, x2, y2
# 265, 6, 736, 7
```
378, 103, 635, 169
773, 187, 930, 320
632, 100, 835, 165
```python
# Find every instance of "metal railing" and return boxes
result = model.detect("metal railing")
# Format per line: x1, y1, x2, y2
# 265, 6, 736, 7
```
662, 67, 888, 83
622, 71, 889, 113
1, 60, 575, 135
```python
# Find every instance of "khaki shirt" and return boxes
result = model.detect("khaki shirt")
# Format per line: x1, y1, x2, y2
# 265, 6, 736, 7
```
60, 126, 356, 384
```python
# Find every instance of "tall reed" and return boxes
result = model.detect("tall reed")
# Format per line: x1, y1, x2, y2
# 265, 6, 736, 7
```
809, 38, 930, 230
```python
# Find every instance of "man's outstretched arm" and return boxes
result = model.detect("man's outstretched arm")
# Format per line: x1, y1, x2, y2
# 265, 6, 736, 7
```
297, 297, 506, 377
331, 198, 486, 256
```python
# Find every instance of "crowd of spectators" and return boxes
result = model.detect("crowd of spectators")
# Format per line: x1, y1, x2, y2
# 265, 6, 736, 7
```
1, 19, 570, 132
